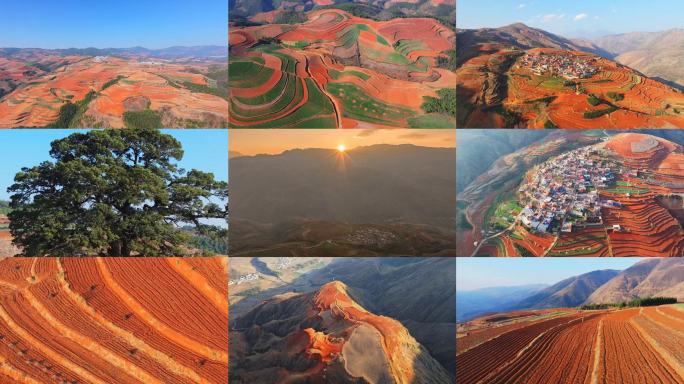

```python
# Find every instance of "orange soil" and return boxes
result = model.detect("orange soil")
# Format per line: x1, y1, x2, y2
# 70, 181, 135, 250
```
459, 307, 684, 384
0, 56, 227, 128
312, 281, 417, 383
0, 258, 227, 383
459, 47, 684, 128
230, 9, 455, 128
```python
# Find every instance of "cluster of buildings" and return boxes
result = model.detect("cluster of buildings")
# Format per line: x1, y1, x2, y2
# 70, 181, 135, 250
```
345, 228, 398, 247
517, 146, 616, 234
519, 52, 598, 79
228, 273, 259, 286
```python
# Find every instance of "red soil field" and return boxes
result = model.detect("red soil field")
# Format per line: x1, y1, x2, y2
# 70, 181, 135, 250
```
0, 55, 227, 128
0, 257, 228, 383
458, 306, 684, 384
458, 46, 684, 128
230, 8, 456, 128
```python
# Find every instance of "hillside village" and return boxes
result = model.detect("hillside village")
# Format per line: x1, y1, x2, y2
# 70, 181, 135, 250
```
516, 145, 625, 234
519, 52, 598, 79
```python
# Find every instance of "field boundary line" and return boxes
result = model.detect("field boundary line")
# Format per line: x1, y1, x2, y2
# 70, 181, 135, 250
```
590, 318, 603, 384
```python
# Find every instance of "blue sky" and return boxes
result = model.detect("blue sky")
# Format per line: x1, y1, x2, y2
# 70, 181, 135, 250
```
0, 129, 227, 200
1, 0, 227, 49
458, 0, 684, 38
457, 258, 643, 291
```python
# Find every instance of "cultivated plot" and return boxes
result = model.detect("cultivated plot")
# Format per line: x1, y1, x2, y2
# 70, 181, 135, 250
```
0, 0, 228, 128
229, 0, 456, 128
457, 257, 684, 384
457, 0, 684, 128
457, 129, 684, 256
0, 257, 228, 383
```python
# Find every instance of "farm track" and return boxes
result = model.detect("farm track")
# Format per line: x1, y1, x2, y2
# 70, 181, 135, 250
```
0, 258, 228, 383
458, 307, 684, 384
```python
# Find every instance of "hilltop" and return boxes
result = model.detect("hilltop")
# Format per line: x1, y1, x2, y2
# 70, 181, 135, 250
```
230, 257, 455, 383
457, 23, 684, 128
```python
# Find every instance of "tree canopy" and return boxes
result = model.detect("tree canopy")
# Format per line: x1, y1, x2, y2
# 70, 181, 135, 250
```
8, 129, 227, 256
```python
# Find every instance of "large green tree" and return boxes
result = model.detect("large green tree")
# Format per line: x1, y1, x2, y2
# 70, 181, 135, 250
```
8, 129, 227, 256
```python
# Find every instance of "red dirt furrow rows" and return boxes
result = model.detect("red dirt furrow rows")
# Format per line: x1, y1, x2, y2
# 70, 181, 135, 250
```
104, 258, 227, 349
488, 314, 600, 384
28, 278, 192, 383
456, 314, 580, 384
598, 309, 682, 384
60, 258, 228, 383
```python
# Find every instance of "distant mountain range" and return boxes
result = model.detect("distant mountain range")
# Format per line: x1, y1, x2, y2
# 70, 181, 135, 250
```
458, 259, 684, 322
0, 46, 228, 60
229, 0, 455, 21
578, 29, 684, 89
231, 144, 455, 228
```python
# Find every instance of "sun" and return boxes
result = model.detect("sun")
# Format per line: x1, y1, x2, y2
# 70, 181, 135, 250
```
337, 144, 346, 153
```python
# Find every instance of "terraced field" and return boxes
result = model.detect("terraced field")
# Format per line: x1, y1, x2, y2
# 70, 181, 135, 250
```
229, 8, 456, 128
458, 46, 684, 128
457, 306, 684, 384
463, 132, 684, 256
0, 257, 228, 383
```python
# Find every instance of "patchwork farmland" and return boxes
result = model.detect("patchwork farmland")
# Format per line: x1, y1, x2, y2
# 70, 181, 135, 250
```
0, 52, 228, 128
0, 257, 228, 383
457, 306, 684, 384
459, 131, 684, 256
229, 8, 456, 128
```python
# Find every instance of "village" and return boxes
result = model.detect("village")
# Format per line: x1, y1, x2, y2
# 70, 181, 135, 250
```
519, 52, 598, 79
516, 145, 624, 234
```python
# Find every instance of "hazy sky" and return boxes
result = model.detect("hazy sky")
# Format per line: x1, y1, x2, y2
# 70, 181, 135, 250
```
457, 258, 643, 291
1, 0, 227, 49
458, 0, 684, 38
0, 130, 227, 200
229, 129, 456, 156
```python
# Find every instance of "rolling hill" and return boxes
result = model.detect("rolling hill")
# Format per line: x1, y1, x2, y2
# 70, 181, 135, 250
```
230, 257, 455, 383
457, 23, 684, 128
0, 48, 228, 128
459, 130, 684, 256
229, 7, 456, 128
516, 270, 619, 309
585, 29, 684, 89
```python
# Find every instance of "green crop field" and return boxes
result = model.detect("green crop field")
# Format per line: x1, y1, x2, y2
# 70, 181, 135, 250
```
408, 113, 455, 128
329, 69, 370, 81
328, 82, 413, 126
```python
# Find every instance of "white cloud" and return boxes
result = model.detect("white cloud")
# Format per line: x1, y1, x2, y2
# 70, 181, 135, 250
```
538, 13, 566, 23
574, 13, 588, 21
517, 3, 526, 9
